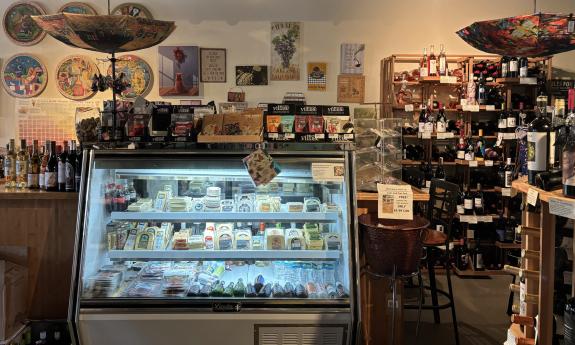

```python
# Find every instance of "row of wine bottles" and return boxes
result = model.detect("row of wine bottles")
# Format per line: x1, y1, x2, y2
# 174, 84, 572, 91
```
1, 139, 83, 192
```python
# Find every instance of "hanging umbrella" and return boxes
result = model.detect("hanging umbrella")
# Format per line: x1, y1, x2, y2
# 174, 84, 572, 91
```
30, 13, 176, 54
457, 13, 575, 57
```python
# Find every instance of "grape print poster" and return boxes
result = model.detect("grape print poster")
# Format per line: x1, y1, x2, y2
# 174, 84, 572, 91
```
271, 22, 301, 81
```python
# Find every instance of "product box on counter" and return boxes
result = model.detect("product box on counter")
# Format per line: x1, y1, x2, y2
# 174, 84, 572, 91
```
323, 105, 354, 143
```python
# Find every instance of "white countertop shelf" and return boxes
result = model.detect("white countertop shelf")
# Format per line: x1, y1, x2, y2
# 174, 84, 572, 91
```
108, 249, 342, 261
110, 211, 340, 222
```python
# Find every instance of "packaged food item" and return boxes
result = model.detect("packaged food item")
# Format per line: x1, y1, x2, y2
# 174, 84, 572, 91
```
336, 282, 349, 298
287, 202, 304, 212
294, 115, 308, 133
286, 228, 305, 250
326, 284, 337, 298
306, 282, 318, 298
280, 115, 295, 133
270, 196, 281, 212
254, 275, 265, 293
124, 281, 161, 298
266, 115, 281, 133
284, 282, 295, 297
220, 199, 235, 212
203, 223, 215, 250
107, 231, 117, 250
266, 227, 285, 250
256, 196, 272, 212
206, 186, 221, 197
172, 230, 190, 250
154, 191, 169, 211
210, 281, 225, 297
252, 234, 265, 250
236, 194, 255, 212
322, 203, 340, 213
191, 198, 205, 212
135, 227, 156, 250
308, 116, 324, 133
168, 197, 191, 212
246, 283, 257, 297
201, 114, 223, 135
235, 229, 252, 250
215, 223, 234, 250
187, 282, 201, 297
234, 279, 246, 297
258, 283, 272, 297
324, 233, 342, 250
295, 283, 308, 298
199, 284, 212, 297
123, 229, 138, 250
304, 224, 323, 250
188, 235, 204, 250
272, 282, 285, 297
282, 183, 295, 193
304, 197, 321, 212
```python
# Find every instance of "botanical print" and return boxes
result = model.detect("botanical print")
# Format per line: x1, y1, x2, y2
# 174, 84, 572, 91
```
112, 3, 153, 19
3, 2, 46, 46
307, 62, 327, 91
236, 66, 268, 86
2, 54, 47, 98
108, 55, 153, 99
58, 2, 97, 14
340, 43, 365, 74
200, 48, 226, 83
337, 75, 365, 103
271, 22, 301, 81
158, 46, 200, 97
56, 55, 99, 100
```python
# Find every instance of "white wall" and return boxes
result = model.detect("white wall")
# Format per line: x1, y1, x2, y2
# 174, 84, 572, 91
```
1, 0, 575, 144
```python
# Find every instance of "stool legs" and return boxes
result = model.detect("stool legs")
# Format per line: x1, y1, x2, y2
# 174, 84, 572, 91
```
445, 264, 460, 345
415, 270, 423, 345
390, 265, 397, 345
426, 255, 441, 323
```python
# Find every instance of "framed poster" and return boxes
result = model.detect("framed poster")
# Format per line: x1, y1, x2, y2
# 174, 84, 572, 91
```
3, 2, 47, 46
236, 65, 268, 86
2, 54, 47, 98
271, 22, 301, 81
58, 2, 98, 14
56, 55, 99, 100
112, 3, 153, 18
307, 62, 327, 91
337, 74, 365, 103
200, 48, 226, 83
340, 43, 365, 74
107, 54, 153, 99
158, 46, 200, 97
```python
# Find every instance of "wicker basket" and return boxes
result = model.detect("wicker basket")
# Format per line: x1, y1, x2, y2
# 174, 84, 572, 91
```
359, 214, 429, 277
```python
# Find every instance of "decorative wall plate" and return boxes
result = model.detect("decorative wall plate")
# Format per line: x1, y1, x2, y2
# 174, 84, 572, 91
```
107, 54, 153, 99
3, 1, 47, 46
58, 2, 98, 15
112, 3, 153, 19
2, 54, 47, 98
56, 55, 99, 100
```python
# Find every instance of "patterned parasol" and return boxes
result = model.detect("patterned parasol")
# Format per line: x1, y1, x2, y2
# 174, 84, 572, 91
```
30, 13, 175, 54
457, 13, 575, 57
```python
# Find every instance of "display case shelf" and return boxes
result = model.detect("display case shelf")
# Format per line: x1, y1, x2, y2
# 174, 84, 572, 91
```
108, 249, 342, 261
110, 211, 340, 223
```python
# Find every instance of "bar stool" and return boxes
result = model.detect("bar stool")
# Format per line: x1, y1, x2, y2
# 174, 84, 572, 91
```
414, 178, 460, 345
359, 214, 430, 345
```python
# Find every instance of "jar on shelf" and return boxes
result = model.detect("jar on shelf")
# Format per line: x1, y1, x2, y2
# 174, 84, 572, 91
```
75, 107, 100, 145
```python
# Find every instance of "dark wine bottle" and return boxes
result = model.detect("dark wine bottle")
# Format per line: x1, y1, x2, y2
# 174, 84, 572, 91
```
509, 57, 519, 78
500, 56, 509, 78
498, 109, 508, 134
527, 92, 551, 185
464, 184, 474, 215
45, 141, 58, 191
519, 57, 529, 78
474, 183, 485, 215
57, 141, 68, 192
477, 72, 487, 105
435, 157, 445, 180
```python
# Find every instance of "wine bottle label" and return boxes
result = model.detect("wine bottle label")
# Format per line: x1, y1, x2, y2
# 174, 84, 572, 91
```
549, 132, 556, 165
420, 67, 428, 78
527, 132, 548, 171
520, 67, 528, 78
418, 122, 425, 133
27, 173, 38, 187
65, 162, 75, 190
439, 59, 446, 74
424, 122, 434, 132
505, 171, 513, 187
501, 63, 508, 77
457, 205, 465, 214
474, 198, 483, 207
563, 151, 575, 186
498, 119, 507, 129
15, 161, 26, 176
464, 199, 473, 209
426, 180, 431, 188
39, 173, 44, 187
45, 172, 57, 188
436, 122, 446, 133
476, 253, 484, 269
507, 118, 516, 128
510, 61, 518, 72
58, 162, 66, 183
457, 151, 465, 159
429, 60, 437, 74
465, 152, 474, 161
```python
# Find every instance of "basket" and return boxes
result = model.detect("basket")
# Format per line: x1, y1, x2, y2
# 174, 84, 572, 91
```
359, 213, 429, 277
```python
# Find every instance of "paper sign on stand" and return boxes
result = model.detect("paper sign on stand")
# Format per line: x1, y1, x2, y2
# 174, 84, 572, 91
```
312, 163, 345, 182
404, 104, 414, 112
377, 184, 413, 220
527, 188, 539, 207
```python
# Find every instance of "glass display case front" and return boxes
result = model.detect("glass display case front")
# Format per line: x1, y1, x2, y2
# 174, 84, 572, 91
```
78, 151, 353, 306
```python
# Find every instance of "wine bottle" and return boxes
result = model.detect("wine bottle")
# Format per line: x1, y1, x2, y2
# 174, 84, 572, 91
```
465, 136, 475, 161
507, 109, 517, 133
439, 44, 447, 76
65, 141, 76, 192
477, 72, 487, 105
428, 44, 437, 76
505, 216, 517, 243
424, 159, 433, 188
504, 158, 514, 187
27, 140, 40, 189
500, 56, 509, 78
425, 102, 435, 133
15, 139, 28, 189
457, 187, 466, 215
498, 159, 507, 187
464, 184, 474, 215
420, 47, 428, 78
39, 143, 47, 189
45, 141, 58, 191
418, 104, 427, 134
473, 242, 485, 271
435, 157, 446, 180
495, 213, 506, 242
474, 183, 484, 215
475, 129, 485, 161
436, 103, 447, 133
519, 57, 529, 78
75, 146, 83, 192
499, 109, 508, 134
4, 139, 16, 188
57, 141, 68, 192
509, 57, 519, 78
456, 138, 466, 160
527, 92, 551, 185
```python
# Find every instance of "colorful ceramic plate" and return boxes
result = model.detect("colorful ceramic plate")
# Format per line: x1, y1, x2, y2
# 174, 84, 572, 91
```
112, 3, 153, 19
107, 54, 153, 99
2, 54, 47, 98
3, 1, 47, 46
56, 55, 99, 100
58, 2, 98, 15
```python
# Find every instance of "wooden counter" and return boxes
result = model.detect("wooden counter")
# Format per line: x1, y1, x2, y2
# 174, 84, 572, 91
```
0, 186, 78, 320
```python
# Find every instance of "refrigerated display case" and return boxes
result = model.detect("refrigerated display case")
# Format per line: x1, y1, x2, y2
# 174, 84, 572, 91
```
69, 148, 357, 345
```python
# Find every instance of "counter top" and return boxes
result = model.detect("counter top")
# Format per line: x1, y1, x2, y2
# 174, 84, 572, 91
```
512, 177, 571, 203
356, 186, 430, 202
0, 186, 79, 200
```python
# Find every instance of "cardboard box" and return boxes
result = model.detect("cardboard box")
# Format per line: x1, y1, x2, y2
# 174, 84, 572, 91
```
0, 261, 27, 342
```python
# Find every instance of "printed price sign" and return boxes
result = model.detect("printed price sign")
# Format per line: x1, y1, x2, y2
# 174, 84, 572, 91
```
527, 188, 539, 207
312, 163, 345, 182
468, 160, 478, 167
485, 105, 496, 111
404, 104, 414, 112
484, 160, 494, 167
377, 184, 413, 220
440, 76, 458, 84
437, 132, 454, 139
422, 131, 432, 139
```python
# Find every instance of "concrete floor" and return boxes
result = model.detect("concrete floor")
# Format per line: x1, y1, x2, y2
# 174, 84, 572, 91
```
402, 274, 514, 345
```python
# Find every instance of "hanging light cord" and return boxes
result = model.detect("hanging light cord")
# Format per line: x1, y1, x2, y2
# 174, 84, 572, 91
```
108, 0, 111, 15
533, 0, 537, 13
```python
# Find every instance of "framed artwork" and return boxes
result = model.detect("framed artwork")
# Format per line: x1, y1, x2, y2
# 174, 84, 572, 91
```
219, 102, 248, 114
112, 3, 153, 19
307, 62, 327, 91
180, 100, 202, 106
56, 55, 99, 100
200, 48, 226, 83
158, 46, 200, 97
2, 54, 47, 98
3, 2, 47, 46
107, 54, 153, 99
337, 74, 365, 103
236, 65, 268, 86
340, 43, 365, 74
271, 22, 301, 81
58, 2, 97, 14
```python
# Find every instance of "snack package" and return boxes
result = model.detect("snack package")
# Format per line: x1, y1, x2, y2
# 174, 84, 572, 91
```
280, 115, 295, 133
308, 116, 324, 133
266, 115, 281, 133
201, 114, 224, 135
294, 116, 308, 133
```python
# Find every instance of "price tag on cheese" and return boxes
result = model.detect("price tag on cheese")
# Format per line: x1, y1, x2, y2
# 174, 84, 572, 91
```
485, 105, 496, 111
549, 198, 575, 219
422, 131, 432, 139
468, 160, 478, 167
527, 188, 539, 206
377, 183, 414, 220
404, 104, 414, 112
484, 160, 494, 167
